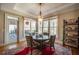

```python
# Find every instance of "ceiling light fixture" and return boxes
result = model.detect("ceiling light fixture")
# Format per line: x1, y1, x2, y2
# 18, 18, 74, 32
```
38, 3, 43, 21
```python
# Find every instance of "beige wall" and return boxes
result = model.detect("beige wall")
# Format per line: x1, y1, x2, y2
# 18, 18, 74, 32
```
18, 16, 25, 41
0, 10, 5, 46
58, 9, 79, 44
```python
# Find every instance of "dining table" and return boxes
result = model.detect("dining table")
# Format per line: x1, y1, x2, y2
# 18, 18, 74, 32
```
32, 34, 50, 50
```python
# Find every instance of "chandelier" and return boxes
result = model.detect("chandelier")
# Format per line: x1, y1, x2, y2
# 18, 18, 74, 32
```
38, 3, 43, 21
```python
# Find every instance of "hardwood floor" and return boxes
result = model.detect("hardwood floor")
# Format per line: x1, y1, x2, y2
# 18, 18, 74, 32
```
0, 41, 78, 55
0, 41, 27, 54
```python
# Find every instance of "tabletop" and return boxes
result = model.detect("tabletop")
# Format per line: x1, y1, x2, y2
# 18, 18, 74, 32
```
32, 35, 49, 40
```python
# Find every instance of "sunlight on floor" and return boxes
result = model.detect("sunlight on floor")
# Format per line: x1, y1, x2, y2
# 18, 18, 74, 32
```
8, 45, 17, 49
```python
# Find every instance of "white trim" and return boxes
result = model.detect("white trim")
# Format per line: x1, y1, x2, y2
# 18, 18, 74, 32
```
0, 4, 1, 10
7, 16, 18, 20
4, 13, 19, 45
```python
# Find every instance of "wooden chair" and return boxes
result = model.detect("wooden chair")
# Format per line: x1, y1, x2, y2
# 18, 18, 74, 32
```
26, 36, 32, 47
26, 36, 40, 54
43, 32, 49, 35
26, 36, 32, 55
49, 35, 56, 49
43, 35, 56, 49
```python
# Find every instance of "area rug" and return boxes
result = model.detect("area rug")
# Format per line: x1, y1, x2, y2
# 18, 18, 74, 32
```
54, 44, 72, 55
15, 47, 55, 55
1, 43, 72, 55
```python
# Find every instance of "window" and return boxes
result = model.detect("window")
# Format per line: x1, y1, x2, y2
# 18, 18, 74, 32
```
43, 20, 48, 33
31, 20, 36, 33
38, 21, 42, 34
24, 17, 57, 36
24, 19, 31, 36
24, 18, 36, 36
50, 18, 57, 35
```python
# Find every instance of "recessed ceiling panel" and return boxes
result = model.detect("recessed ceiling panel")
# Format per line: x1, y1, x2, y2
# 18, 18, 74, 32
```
0, 3, 77, 19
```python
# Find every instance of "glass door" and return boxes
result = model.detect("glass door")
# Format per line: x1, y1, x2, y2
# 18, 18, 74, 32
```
8, 19, 18, 42
5, 15, 19, 44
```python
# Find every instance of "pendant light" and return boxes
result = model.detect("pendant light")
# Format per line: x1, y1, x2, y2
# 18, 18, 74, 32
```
38, 3, 43, 21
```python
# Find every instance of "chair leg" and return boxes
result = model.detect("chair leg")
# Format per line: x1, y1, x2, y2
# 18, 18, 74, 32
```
53, 45, 55, 50
31, 40, 32, 55
31, 49, 32, 55
31, 45, 32, 55
50, 46, 51, 51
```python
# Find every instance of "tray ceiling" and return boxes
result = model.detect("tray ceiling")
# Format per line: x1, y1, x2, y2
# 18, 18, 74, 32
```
0, 3, 79, 19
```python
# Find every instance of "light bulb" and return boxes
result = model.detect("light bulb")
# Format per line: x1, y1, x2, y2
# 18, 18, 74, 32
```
38, 17, 43, 22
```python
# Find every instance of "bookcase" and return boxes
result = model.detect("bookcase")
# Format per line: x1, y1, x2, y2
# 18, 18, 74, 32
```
63, 17, 79, 48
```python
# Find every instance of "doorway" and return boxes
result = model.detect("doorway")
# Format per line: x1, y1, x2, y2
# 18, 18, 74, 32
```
5, 15, 19, 44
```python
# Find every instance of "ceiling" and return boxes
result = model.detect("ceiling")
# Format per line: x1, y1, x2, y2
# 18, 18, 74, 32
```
0, 3, 79, 19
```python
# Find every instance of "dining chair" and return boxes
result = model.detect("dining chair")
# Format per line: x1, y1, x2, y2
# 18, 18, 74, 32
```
26, 36, 32, 47
42, 35, 56, 55
43, 35, 56, 49
49, 35, 56, 49
43, 32, 49, 35
25, 36, 32, 55
26, 36, 40, 55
